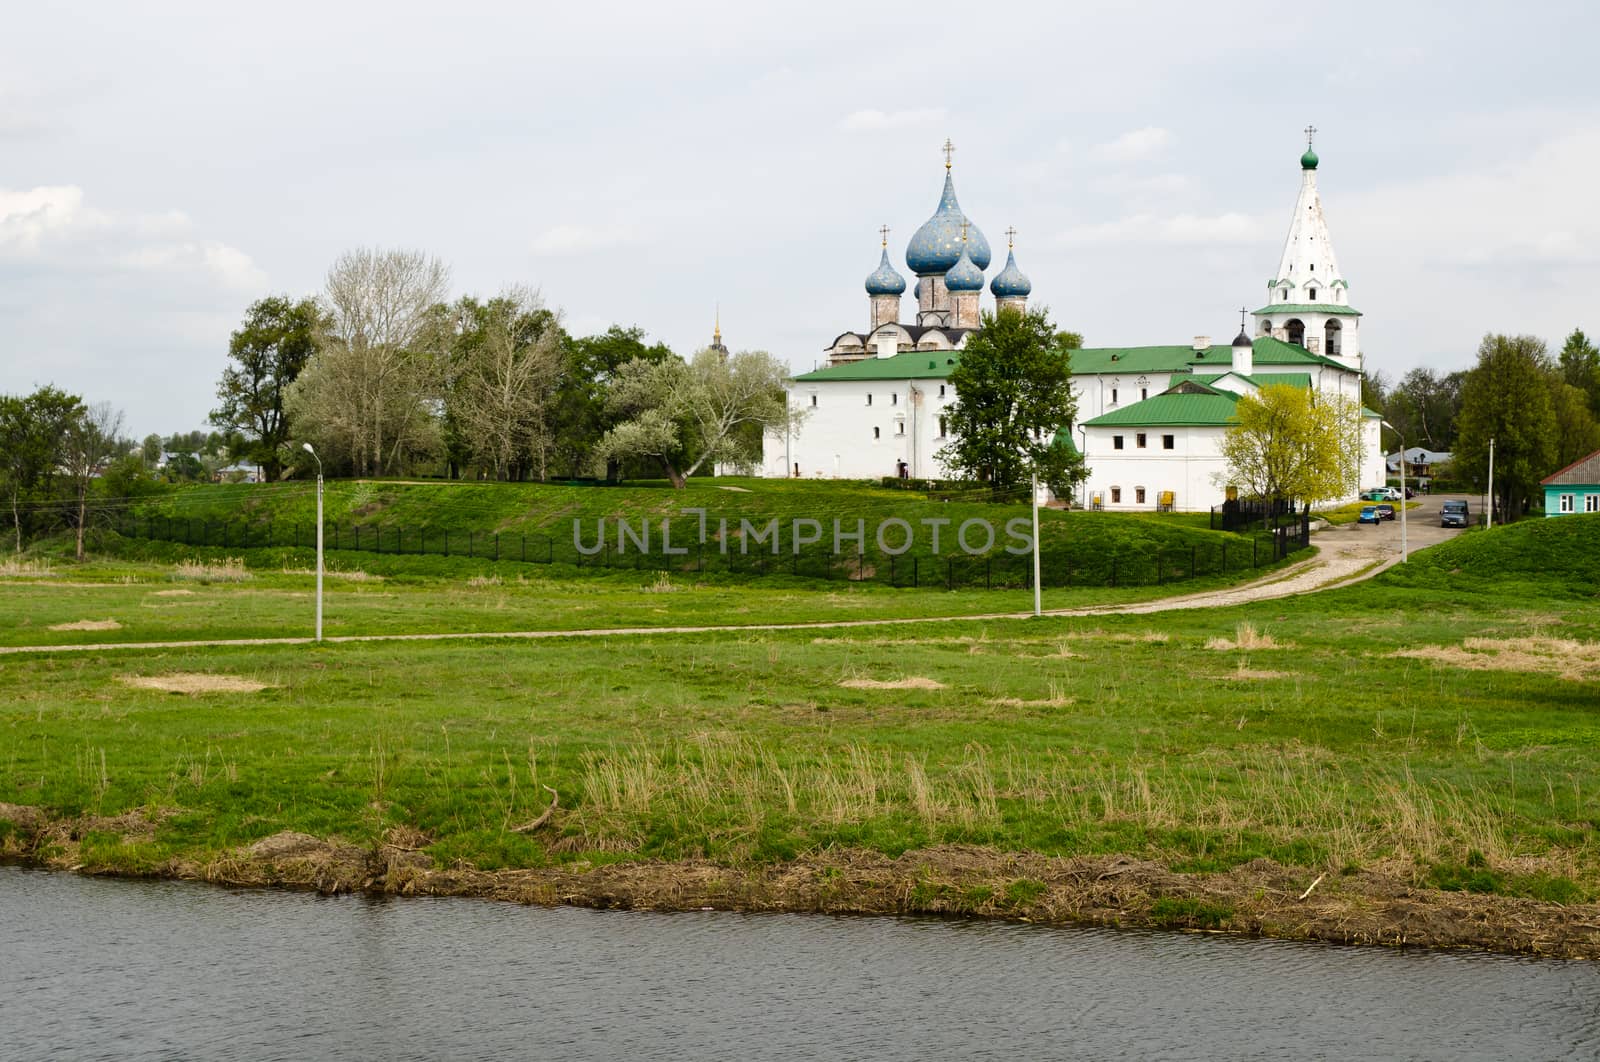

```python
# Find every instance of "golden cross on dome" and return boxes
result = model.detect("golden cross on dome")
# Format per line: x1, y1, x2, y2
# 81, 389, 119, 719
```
879, 224, 890, 247
1005, 226, 1017, 250
1304, 124, 1317, 148
942, 138, 955, 170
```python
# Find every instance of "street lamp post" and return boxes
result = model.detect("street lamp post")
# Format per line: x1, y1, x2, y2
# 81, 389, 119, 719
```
1381, 422, 1407, 563
302, 443, 323, 642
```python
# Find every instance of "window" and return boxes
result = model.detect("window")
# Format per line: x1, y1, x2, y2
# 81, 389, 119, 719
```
1560, 493, 1575, 513
866, 393, 873, 406
1136, 433, 1147, 448
939, 384, 946, 397
1113, 435, 1125, 450
938, 416, 948, 438
1280, 288, 1287, 300
1111, 487, 1122, 503
809, 394, 817, 407
1308, 288, 1318, 300
873, 426, 881, 440
1309, 264, 1315, 271
1587, 495, 1599, 513
891, 393, 898, 406
895, 421, 904, 436
1135, 487, 1146, 504
1141, 387, 1148, 400
1111, 388, 1119, 404
1163, 434, 1175, 450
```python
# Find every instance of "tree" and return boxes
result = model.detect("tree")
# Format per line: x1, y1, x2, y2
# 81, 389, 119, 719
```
62, 402, 126, 561
1455, 334, 1556, 521
1384, 367, 1463, 453
1218, 383, 1363, 510
1548, 380, 1600, 471
553, 326, 676, 480
0, 386, 83, 552
1557, 327, 1600, 415
286, 248, 450, 475
599, 347, 797, 487
939, 307, 1082, 493
141, 433, 163, 467
440, 289, 565, 480
211, 295, 322, 481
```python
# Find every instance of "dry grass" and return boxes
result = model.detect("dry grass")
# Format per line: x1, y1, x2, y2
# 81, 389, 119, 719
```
118, 673, 273, 695
1229, 665, 1292, 680
0, 558, 54, 577
1206, 621, 1287, 651
1392, 637, 1600, 682
48, 619, 122, 632
466, 574, 502, 588
150, 588, 196, 597
839, 676, 947, 690
641, 572, 679, 594
173, 557, 251, 583
280, 565, 382, 583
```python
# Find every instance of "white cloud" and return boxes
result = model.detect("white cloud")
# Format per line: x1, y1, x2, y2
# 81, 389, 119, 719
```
0, 183, 264, 289
838, 108, 947, 132
1062, 211, 1265, 247
530, 222, 643, 256
1089, 126, 1171, 163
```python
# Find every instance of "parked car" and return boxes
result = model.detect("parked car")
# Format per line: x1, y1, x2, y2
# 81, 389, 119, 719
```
1357, 505, 1380, 525
1362, 489, 1387, 501
1441, 499, 1469, 528
1376, 487, 1404, 501
1376, 503, 1396, 521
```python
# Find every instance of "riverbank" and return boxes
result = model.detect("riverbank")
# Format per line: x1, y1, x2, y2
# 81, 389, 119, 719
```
3, 813, 1597, 958
3, 517, 1597, 960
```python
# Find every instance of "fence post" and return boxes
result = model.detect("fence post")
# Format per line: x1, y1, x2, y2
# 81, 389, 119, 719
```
1191, 545, 1196, 579
1111, 556, 1117, 587
1222, 543, 1227, 572
521, 534, 526, 563
913, 556, 919, 588
889, 554, 895, 587
858, 552, 864, 582
547, 536, 553, 564
444, 530, 449, 557
1157, 549, 1162, 585
1253, 538, 1258, 567
495, 533, 500, 562
946, 558, 953, 591
468, 531, 473, 559
986, 557, 991, 591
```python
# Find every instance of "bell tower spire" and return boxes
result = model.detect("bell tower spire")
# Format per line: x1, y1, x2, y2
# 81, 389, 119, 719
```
1253, 129, 1361, 369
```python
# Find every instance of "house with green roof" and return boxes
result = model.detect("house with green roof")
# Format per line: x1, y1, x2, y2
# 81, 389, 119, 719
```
760, 135, 1384, 510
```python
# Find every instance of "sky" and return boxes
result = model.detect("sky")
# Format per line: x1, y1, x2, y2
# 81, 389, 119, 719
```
3, 0, 1600, 438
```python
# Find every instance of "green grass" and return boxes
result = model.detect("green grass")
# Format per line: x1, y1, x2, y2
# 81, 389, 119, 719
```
118, 477, 1292, 590
1, 514, 1597, 903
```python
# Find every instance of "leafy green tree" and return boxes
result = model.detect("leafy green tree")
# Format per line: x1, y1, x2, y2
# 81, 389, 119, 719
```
599, 347, 797, 487
211, 296, 323, 481
1384, 367, 1463, 452
1557, 327, 1600, 415
939, 307, 1082, 493
1549, 379, 1600, 471
163, 453, 205, 482
553, 326, 676, 480
0, 386, 84, 551
141, 433, 163, 467
1455, 334, 1556, 521
1218, 383, 1363, 510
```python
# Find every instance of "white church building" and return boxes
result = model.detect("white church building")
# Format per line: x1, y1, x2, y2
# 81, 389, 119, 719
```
760, 136, 1384, 511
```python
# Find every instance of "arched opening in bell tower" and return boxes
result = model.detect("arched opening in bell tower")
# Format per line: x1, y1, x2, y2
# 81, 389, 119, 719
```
1324, 319, 1342, 358
1285, 318, 1306, 347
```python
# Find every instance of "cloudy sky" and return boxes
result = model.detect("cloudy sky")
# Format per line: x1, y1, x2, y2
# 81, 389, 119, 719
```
3, 1, 1598, 436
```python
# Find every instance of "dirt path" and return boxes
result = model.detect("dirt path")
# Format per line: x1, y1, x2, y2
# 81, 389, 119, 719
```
0, 509, 1454, 656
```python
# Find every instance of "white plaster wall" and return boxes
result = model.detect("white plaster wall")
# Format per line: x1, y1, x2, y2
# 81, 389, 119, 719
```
1081, 425, 1228, 513
765, 379, 958, 480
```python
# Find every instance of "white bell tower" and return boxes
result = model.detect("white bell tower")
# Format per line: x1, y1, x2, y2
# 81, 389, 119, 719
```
1253, 127, 1362, 372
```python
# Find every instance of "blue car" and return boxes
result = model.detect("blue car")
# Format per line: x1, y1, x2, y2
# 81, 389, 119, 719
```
1357, 505, 1380, 525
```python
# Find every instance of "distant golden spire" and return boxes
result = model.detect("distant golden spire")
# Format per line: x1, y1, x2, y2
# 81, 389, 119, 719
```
714, 303, 721, 343
1005, 225, 1017, 250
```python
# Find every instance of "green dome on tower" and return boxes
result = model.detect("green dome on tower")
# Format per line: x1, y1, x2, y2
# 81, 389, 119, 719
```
1301, 147, 1319, 170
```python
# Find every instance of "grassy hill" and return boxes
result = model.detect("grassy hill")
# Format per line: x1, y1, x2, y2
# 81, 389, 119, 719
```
1374, 514, 1600, 600
121, 477, 1288, 588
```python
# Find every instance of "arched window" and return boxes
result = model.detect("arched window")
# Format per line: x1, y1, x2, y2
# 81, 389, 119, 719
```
1325, 319, 1343, 357
1308, 288, 1318, 301
1285, 319, 1306, 347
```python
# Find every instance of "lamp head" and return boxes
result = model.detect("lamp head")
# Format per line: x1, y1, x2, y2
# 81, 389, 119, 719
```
302, 442, 315, 454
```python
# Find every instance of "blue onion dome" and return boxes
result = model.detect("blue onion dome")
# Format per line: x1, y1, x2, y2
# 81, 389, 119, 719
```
914, 278, 923, 300
905, 172, 992, 274
989, 249, 1031, 297
944, 240, 984, 292
864, 247, 906, 296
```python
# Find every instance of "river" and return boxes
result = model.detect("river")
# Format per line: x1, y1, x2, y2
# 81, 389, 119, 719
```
1, 865, 1595, 1061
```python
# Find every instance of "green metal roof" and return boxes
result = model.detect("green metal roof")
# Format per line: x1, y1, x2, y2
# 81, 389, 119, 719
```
1084, 388, 1242, 428
794, 350, 961, 381
1252, 302, 1363, 317
1188, 372, 1312, 391
795, 336, 1346, 383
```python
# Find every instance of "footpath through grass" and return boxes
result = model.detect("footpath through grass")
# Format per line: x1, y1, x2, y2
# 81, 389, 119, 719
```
2, 515, 1597, 939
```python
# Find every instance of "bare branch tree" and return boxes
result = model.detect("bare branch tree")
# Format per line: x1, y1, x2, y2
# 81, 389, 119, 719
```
63, 402, 126, 561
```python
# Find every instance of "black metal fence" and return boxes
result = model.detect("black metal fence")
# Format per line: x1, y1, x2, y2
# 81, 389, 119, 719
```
115, 512, 1311, 593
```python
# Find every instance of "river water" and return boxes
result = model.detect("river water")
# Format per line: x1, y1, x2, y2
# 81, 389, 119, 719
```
1, 865, 1595, 1061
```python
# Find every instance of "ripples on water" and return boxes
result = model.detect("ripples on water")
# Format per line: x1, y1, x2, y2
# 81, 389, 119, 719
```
1, 865, 1596, 1061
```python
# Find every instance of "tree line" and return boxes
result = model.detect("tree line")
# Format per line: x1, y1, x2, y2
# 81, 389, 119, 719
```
213, 248, 799, 485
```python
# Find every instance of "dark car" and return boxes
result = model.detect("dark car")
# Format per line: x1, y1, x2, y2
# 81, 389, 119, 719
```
1441, 499, 1469, 528
1376, 504, 1396, 521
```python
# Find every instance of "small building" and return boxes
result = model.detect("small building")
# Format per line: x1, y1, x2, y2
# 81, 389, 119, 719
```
1542, 449, 1600, 516
1386, 447, 1452, 482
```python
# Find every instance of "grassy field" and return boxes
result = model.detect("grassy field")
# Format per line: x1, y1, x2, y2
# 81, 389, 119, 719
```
2, 515, 1598, 952
114, 477, 1292, 590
